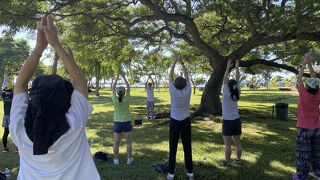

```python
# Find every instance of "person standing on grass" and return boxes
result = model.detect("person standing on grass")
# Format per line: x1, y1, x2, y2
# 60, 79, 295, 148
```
167, 53, 194, 180
219, 59, 242, 167
293, 53, 320, 180
145, 75, 155, 120
9, 16, 100, 179
1, 84, 14, 152
112, 71, 134, 165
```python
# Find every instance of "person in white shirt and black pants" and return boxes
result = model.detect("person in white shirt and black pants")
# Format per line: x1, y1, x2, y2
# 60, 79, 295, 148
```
220, 59, 242, 167
167, 53, 194, 180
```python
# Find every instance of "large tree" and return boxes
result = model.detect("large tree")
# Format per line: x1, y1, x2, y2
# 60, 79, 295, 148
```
1, 0, 320, 115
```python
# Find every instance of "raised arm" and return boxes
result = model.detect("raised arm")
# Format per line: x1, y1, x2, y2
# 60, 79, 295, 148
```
51, 52, 58, 74
178, 54, 189, 82
169, 55, 178, 83
305, 53, 316, 78
113, 73, 119, 94
145, 76, 150, 89
235, 59, 240, 83
223, 59, 233, 85
121, 71, 130, 94
43, 15, 88, 99
150, 75, 155, 88
15, 18, 48, 94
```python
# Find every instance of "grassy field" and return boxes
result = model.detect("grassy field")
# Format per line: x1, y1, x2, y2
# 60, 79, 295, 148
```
0, 87, 310, 180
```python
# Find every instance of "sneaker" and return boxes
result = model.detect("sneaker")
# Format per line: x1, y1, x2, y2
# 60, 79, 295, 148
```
167, 173, 174, 180
311, 172, 320, 180
186, 173, 194, 180
219, 161, 231, 167
113, 159, 119, 165
233, 159, 241, 166
2, 147, 9, 152
127, 158, 134, 165
292, 173, 308, 180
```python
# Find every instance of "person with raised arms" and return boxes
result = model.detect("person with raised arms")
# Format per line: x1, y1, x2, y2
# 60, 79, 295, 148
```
293, 53, 320, 180
145, 75, 155, 120
167, 53, 193, 180
9, 16, 100, 180
112, 70, 134, 165
219, 59, 242, 167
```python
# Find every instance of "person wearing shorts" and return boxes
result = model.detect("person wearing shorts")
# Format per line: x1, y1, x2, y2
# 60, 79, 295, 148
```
112, 71, 133, 165
220, 59, 242, 167
1, 85, 13, 152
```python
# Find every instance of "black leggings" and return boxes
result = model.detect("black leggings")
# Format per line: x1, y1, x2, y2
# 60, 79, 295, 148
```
2, 127, 9, 148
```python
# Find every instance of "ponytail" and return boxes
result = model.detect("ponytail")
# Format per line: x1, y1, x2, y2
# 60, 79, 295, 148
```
228, 79, 239, 101
118, 94, 123, 103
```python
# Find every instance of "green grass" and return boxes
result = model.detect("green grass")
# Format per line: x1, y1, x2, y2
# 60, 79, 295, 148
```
0, 87, 308, 179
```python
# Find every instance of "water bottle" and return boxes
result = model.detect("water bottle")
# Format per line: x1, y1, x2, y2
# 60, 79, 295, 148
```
90, 139, 94, 147
203, 156, 207, 164
5, 168, 10, 177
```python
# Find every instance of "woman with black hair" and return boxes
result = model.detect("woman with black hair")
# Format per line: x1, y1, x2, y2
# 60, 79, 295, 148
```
293, 53, 320, 180
220, 59, 242, 167
9, 16, 100, 179
112, 71, 133, 165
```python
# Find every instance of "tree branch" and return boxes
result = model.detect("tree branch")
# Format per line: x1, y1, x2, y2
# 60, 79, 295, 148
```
244, 0, 257, 35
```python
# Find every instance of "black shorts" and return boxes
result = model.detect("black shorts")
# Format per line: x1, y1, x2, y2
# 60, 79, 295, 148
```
222, 118, 242, 136
114, 121, 133, 133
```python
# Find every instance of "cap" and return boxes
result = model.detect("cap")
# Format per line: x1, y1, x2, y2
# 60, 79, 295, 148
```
306, 78, 320, 89
117, 86, 125, 95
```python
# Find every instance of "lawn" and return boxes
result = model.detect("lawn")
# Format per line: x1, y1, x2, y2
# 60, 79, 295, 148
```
0, 87, 307, 180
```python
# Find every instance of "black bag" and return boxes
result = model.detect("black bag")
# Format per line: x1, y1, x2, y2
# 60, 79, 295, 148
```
0, 170, 6, 180
153, 162, 169, 173
135, 119, 142, 125
94, 152, 108, 162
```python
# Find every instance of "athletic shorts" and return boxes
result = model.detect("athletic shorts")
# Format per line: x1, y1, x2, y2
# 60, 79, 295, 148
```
2, 115, 10, 128
114, 121, 133, 133
222, 118, 242, 136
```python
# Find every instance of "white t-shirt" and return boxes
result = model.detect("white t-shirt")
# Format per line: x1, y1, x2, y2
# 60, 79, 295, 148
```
222, 84, 241, 120
9, 90, 100, 180
169, 82, 191, 120
146, 88, 154, 102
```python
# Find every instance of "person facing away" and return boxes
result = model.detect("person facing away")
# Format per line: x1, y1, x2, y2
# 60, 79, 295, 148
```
293, 53, 320, 180
219, 59, 242, 167
145, 75, 155, 120
167, 53, 194, 180
1, 84, 14, 152
112, 71, 134, 165
9, 16, 100, 180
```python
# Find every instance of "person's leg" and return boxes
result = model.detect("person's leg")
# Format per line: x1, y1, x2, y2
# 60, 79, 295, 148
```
296, 128, 313, 179
124, 132, 132, 158
2, 127, 9, 148
146, 101, 150, 120
311, 128, 320, 176
151, 101, 155, 119
181, 117, 193, 173
232, 135, 242, 161
113, 132, 121, 159
169, 118, 180, 174
223, 136, 232, 162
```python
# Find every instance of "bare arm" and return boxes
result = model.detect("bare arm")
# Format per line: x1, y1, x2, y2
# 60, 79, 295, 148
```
121, 71, 130, 94
223, 59, 233, 85
145, 76, 150, 89
297, 64, 305, 88
43, 16, 88, 99
305, 54, 316, 78
51, 52, 58, 74
169, 55, 178, 83
150, 76, 155, 88
15, 20, 48, 95
178, 54, 189, 82
113, 73, 119, 94
235, 59, 240, 83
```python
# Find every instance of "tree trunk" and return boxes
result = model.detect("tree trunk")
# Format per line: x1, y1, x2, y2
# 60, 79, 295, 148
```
194, 63, 225, 116
95, 77, 100, 96
95, 62, 101, 96
110, 77, 114, 90
190, 79, 196, 95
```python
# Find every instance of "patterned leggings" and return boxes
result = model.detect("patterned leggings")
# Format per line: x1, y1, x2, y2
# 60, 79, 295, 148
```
296, 128, 320, 179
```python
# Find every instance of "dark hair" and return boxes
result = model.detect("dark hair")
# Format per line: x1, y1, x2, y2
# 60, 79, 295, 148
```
306, 84, 319, 95
174, 76, 187, 90
228, 79, 239, 101
118, 93, 124, 103
148, 82, 152, 86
